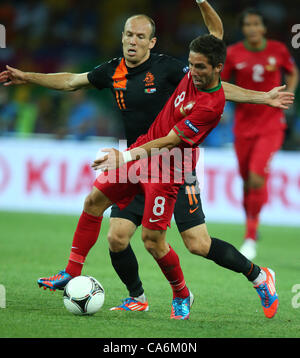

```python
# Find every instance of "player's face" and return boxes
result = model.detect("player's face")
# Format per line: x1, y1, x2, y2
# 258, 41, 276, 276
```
122, 17, 157, 67
188, 51, 222, 90
242, 14, 266, 45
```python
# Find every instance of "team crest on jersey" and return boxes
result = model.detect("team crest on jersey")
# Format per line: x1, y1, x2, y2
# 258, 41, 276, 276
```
144, 72, 155, 86
265, 56, 277, 71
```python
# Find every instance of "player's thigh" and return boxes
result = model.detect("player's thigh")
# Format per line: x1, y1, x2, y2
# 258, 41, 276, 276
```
180, 223, 211, 257
141, 182, 180, 232
84, 186, 113, 216
108, 217, 137, 252
93, 165, 142, 211
110, 194, 144, 228
174, 179, 205, 233
234, 136, 255, 181
250, 131, 284, 179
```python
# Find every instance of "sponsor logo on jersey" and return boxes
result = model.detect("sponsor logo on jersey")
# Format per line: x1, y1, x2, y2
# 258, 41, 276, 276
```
184, 120, 199, 133
144, 72, 155, 87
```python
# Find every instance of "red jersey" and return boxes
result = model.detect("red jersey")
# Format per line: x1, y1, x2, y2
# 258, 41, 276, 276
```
131, 72, 225, 172
222, 39, 295, 137
135, 72, 225, 148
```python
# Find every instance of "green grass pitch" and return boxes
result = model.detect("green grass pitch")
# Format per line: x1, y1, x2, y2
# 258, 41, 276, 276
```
0, 211, 299, 338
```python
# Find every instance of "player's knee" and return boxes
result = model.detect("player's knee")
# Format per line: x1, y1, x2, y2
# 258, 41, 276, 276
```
83, 188, 110, 216
107, 230, 130, 252
181, 230, 211, 256
248, 173, 265, 189
142, 231, 156, 252
142, 230, 164, 258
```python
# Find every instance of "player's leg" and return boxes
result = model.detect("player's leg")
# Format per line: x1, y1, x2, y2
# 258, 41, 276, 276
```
175, 180, 278, 318
37, 166, 139, 291
240, 131, 284, 259
141, 182, 193, 319
108, 200, 149, 311
37, 186, 113, 290
234, 135, 258, 259
175, 181, 260, 280
142, 226, 193, 320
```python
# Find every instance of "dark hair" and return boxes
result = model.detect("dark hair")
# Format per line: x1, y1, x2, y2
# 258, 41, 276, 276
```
126, 14, 156, 39
238, 8, 267, 29
189, 34, 227, 68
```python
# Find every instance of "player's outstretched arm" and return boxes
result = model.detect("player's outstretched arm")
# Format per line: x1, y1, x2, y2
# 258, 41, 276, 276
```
285, 65, 299, 94
196, 0, 224, 40
92, 130, 181, 171
0, 65, 91, 91
222, 82, 295, 109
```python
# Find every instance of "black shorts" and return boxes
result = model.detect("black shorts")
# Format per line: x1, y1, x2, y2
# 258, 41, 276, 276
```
110, 175, 205, 233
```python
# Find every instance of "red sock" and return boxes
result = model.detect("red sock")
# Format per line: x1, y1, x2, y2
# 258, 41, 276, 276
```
156, 245, 189, 299
243, 186, 268, 241
66, 211, 102, 277
245, 215, 259, 240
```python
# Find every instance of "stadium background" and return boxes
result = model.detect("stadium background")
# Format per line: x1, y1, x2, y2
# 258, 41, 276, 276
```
0, 0, 299, 226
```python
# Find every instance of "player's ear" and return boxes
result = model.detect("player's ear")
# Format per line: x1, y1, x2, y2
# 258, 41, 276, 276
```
149, 37, 157, 50
215, 63, 224, 74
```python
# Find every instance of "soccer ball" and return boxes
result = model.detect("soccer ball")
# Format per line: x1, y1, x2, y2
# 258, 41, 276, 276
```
63, 276, 105, 315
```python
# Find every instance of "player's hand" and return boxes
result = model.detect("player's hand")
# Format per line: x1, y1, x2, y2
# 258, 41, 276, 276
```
0, 65, 28, 86
91, 148, 124, 172
266, 85, 295, 109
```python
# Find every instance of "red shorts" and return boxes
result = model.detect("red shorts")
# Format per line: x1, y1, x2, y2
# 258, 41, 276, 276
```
234, 130, 284, 180
93, 159, 182, 230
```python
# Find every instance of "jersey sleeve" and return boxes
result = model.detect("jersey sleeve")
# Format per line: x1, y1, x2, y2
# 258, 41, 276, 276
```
279, 43, 295, 74
87, 62, 110, 90
165, 56, 189, 86
173, 105, 219, 147
221, 47, 235, 81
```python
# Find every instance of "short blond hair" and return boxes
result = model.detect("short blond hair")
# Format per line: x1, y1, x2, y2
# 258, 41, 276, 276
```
125, 14, 156, 39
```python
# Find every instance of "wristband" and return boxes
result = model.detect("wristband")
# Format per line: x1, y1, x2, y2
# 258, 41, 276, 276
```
122, 150, 132, 164
196, 0, 206, 4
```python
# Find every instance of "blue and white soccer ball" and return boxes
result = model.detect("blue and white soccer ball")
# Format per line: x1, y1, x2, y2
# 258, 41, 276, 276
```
63, 276, 105, 315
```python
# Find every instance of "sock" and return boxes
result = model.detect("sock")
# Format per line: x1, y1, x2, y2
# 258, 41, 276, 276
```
243, 186, 268, 241
251, 269, 266, 286
109, 245, 144, 298
66, 211, 102, 277
207, 237, 261, 282
156, 245, 189, 299
133, 293, 147, 303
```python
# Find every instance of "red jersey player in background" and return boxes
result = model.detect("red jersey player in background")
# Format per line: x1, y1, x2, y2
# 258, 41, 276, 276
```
221, 8, 299, 260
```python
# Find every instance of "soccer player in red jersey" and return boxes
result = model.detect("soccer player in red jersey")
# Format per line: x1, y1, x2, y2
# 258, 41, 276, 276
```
92, 34, 280, 320
221, 8, 299, 260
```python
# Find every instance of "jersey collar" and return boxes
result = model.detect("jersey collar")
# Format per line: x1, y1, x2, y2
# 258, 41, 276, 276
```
243, 38, 267, 52
198, 79, 222, 93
